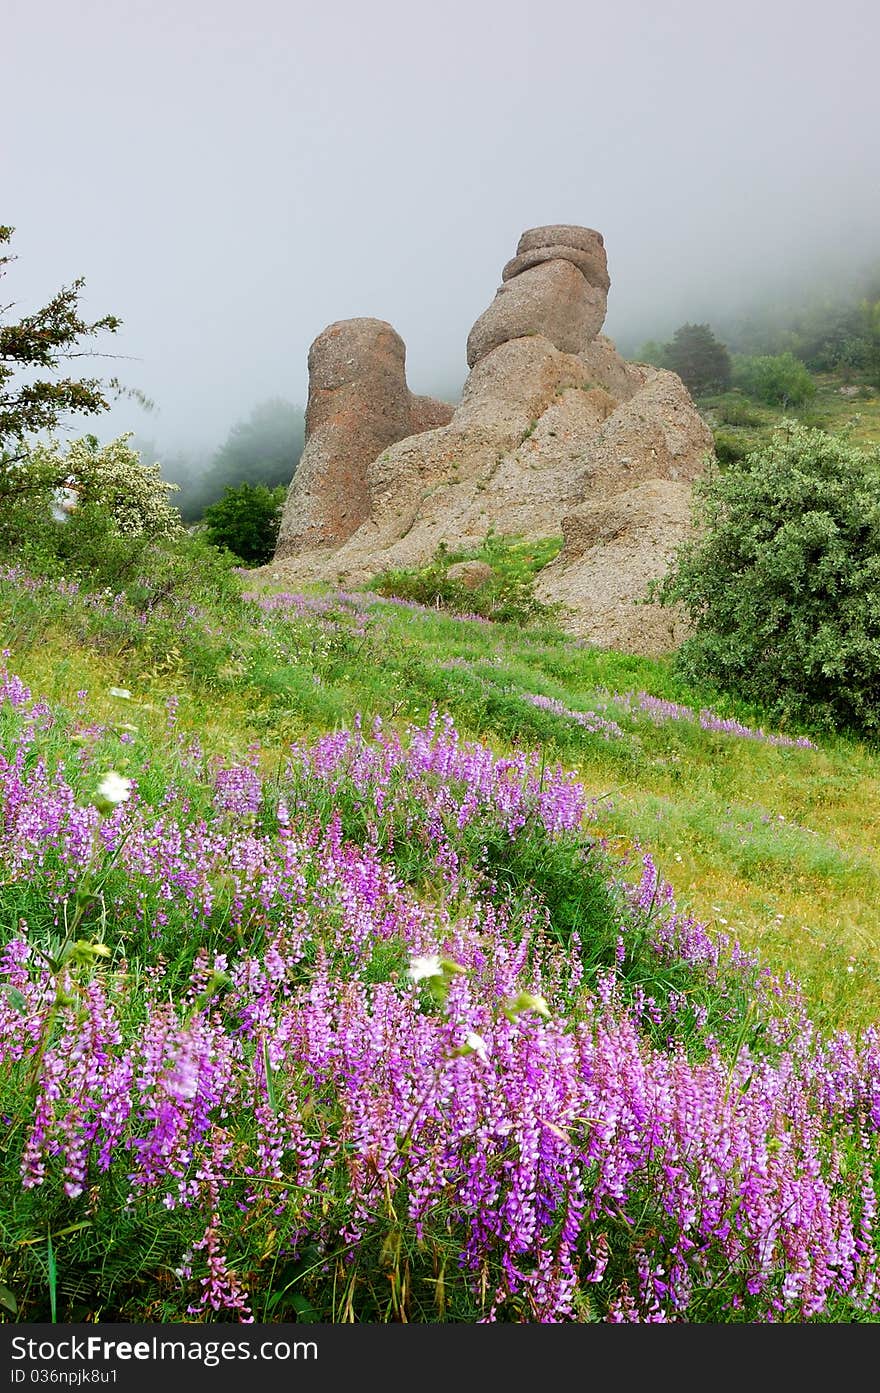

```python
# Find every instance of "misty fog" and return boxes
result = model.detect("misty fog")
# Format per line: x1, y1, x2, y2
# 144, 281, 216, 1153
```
4, 0, 879, 475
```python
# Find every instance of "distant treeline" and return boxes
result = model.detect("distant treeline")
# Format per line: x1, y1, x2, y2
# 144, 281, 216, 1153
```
636, 261, 880, 386
137, 398, 305, 523
716, 262, 880, 374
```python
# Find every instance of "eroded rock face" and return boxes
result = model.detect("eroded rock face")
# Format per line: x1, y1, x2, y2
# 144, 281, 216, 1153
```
579, 335, 649, 401
517, 225, 605, 256
267, 226, 713, 655
533, 479, 696, 654
275, 319, 454, 558
409, 394, 455, 434
569, 369, 715, 499
466, 259, 606, 369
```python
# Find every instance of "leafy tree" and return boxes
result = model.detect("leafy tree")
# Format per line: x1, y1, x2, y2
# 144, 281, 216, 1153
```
183, 399, 304, 518
654, 422, 880, 734
662, 323, 731, 395
732, 352, 816, 407
0, 224, 122, 463
0, 433, 184, 587
202, 482, 285, 564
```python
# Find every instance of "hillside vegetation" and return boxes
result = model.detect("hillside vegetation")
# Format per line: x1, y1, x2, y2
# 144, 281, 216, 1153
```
2, 540, 880, 1322
3, 228, 880, 1322
5, 558, 879, 1033
703, 375, 880, 464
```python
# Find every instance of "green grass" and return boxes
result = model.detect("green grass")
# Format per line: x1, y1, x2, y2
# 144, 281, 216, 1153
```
698, 374, 880, 459
4, 527, 880, 1323
4, 555, 880, 1035
367, 531, 564, 624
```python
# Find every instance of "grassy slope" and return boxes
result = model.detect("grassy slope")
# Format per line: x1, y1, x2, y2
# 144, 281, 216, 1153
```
6, 369, 880, 1035
699, 375, 880, 454
9, 577, 880, 1037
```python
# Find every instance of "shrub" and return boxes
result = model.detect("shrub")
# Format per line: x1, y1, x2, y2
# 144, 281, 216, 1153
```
712, 430, 749, 465
370, 534, 562, 626
203, 482, 286, 564
0, 434, 184, 585
662, 324, 732, 394
654, 423, 880, 735
732, 352, 816, 407
716, 396, 764, 427
44, 434, 182, 539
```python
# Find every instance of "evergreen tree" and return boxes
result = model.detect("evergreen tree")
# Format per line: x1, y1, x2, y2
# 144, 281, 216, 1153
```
183, 400, 304, 517
663, 323, 732, 395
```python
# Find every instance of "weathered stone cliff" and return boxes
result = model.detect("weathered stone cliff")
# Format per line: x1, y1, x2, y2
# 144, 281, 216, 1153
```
269, 226, 713, 654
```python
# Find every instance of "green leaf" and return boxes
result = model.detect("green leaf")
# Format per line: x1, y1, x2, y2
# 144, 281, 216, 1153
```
2, 984, 27, 1015
263, 1036, 279, 1113
47, 1230, 57, 1324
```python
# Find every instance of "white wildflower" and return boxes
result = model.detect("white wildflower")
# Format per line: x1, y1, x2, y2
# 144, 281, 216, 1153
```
32, 435, 183, 540
407, 954, 444, 983
96, 771, 133, 807
463, 1030, 490, 1063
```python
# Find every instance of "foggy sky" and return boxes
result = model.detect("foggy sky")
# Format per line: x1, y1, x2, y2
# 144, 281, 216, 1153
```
5, 0, 880, 455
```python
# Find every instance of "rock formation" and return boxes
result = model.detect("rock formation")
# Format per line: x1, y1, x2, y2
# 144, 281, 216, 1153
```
533, 479, 696, 653
274, 319, 453, 556
270, 226, 714, 654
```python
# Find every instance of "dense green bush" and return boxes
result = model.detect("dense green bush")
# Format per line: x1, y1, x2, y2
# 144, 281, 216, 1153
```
0, 434, 184, 586
711, 430, 749, 465
715, 396, 764, 427
655, 423, 880, 735
732, 352, 816, 407
202, 481, 286, 564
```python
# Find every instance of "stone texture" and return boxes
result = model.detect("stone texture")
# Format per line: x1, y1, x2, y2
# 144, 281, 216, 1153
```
266, 339, 656, 590
446, 559, 494, 589
466, 260, 607, 368
261, 226, 715, 656
533, 479, 696, 654
517, 225, 605, 255
276, 319, 448, 558
408, 393, 455, 434
579, 334, 650, 401
502, 242, 610, 292
456, 335, 595, 432
570, 369, 715, 500
336, 337, 599, 575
